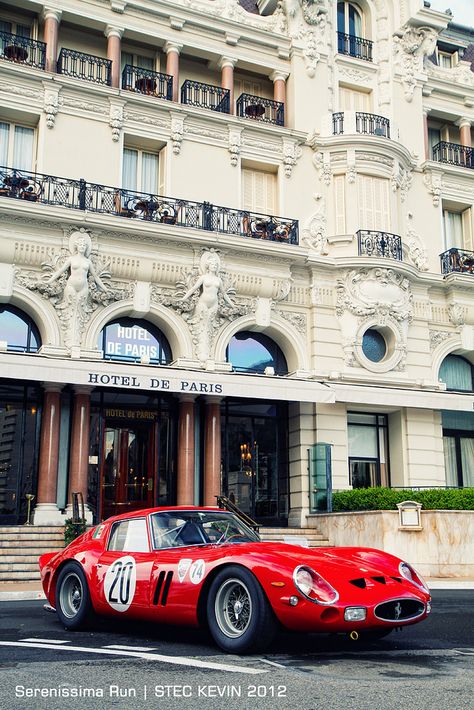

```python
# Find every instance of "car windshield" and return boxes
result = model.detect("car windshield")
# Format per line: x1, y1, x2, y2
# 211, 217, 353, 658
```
150, 511, 260, 549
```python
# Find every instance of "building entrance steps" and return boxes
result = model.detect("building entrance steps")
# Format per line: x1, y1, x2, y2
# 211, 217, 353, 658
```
0, 526, 65, 582
259, 527, 331, 547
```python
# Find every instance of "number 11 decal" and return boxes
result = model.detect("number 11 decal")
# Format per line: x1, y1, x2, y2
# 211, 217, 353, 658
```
104, 556, 137, 612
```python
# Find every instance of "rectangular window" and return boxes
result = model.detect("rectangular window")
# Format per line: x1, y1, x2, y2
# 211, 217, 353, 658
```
443, 207, 473, 251
0, 121, 34, 170
108, 518, 149, 552
122, 147, 159, 194
357, 175, 390, 231
242, 167, 277, 214
0, 20, 31, 37
121, 51, 154, 73
334, 174, 346, 233
348, 412, 389, 488
339, 86, 371, 112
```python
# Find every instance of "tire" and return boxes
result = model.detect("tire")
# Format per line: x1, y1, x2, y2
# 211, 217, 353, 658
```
206, 565, 277, 654
55, 562, 94, 631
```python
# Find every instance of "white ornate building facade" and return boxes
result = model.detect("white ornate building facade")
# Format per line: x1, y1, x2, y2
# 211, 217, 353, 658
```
0, 0, 472, 528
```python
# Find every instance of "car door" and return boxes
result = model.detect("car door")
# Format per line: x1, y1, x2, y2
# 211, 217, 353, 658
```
95, 517, 155, 617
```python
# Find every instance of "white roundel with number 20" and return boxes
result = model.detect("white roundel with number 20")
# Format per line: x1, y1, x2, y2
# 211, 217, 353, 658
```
104, 555, 137, 612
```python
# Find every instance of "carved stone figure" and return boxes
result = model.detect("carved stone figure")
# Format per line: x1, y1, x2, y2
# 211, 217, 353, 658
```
303, 193, 328, 254
405, 212, 428, 271
394, 24, 438, 101
176, 250, 240, 363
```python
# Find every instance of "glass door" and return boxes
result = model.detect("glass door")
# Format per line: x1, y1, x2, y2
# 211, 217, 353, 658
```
101, 422, 156, 519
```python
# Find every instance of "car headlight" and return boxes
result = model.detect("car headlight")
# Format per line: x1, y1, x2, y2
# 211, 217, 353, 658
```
399, 561, 430, 593
293, 565, 339, 605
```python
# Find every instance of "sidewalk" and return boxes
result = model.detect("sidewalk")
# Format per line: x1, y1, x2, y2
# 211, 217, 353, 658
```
0, 578, 473, 602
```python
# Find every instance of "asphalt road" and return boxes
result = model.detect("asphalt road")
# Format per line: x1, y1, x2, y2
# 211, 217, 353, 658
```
0, 591, 472, 710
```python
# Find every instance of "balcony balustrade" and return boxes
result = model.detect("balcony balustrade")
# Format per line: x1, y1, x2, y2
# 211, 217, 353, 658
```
180, 80, 230, 113
122, 65, 173, 100
440, 248, 474, 275
332, 112, 390, 137
337, 32, 373, 62
0, 30, 46, 69
357, 230, 403, 261
432, 141, 473, 169
236, 93, 284, 126
57, 48, 111, 86
0, 165, 298, 245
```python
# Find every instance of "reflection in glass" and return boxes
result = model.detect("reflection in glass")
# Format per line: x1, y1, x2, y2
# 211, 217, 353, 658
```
226, 332, 288, 374
99, 317, 171, 364
0, 306, 40, 352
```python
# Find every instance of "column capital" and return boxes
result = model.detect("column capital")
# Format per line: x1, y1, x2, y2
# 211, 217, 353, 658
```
179, 394, 197, 404
104, 25, 124, 39
269, 70, 289, 83
42, 7, 62, 22
164, 41, 183, 55
456, 116, 471, 128
42, 382, 63, 394
204, 396, 222, 405
219, 56, 238, 70
73, 385, 93, 396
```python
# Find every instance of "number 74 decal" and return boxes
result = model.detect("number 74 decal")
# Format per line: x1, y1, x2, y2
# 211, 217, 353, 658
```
104, 556, 137, 612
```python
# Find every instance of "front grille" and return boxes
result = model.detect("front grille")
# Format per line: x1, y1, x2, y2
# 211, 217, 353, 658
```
375, 598, 425, 622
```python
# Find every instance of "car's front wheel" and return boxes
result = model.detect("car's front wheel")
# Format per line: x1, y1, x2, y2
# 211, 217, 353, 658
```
55, 562, 94, 630
206, 565, 276, 653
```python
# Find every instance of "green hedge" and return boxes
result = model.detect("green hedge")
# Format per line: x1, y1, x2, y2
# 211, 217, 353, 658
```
332, 487, 474, 512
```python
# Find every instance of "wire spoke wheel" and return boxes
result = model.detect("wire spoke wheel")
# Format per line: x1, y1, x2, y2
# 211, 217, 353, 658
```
215, 578, 253, 638
59, 571, 84, 619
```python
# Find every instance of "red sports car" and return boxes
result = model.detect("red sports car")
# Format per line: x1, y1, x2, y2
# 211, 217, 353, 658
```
39, 506, 431, 653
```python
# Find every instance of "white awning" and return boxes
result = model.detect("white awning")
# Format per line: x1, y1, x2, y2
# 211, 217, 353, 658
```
330, 382, 474, 412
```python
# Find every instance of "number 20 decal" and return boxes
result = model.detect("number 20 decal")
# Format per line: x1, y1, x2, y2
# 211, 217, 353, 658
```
104, 556, 137, 612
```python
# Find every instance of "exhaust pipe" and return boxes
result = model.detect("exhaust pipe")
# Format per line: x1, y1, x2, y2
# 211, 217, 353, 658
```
43, 604, 56, 613
349, 630, 359, 641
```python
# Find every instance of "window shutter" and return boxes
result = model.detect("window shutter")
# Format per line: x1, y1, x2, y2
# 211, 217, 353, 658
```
462, 208, 473, 251
334, 174, 346, 233
357, 175, 389, 230
339, 86, 371, 112
242, 168, 276, 214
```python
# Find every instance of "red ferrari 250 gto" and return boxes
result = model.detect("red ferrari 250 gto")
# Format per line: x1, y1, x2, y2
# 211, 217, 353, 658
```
39, 506, 431, 653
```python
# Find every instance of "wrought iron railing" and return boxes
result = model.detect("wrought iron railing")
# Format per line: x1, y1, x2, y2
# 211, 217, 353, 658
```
57, 48, 112, 86
332, 112, 344, 135
440, 248, 474, 275
236, 93, 284, 126
0, 30, 46, 70
432, 141, 473, 169
122, 65, 173, 100
0, 165, 299, 245
180, 79, 230, 113
357, 230, 403, 261
337, 32, 373, 62
356, 112, 390, 138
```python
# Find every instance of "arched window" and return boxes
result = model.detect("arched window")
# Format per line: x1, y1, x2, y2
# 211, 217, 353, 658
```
99, 318, 172, 364
226, 331, 288, 375
337, 1, 363, 37
337, 2, 372, 60
0, 305, 40, 352
439, 355, 474, 392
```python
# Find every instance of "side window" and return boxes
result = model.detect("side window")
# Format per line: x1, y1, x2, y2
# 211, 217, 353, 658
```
107, 519, 149, 552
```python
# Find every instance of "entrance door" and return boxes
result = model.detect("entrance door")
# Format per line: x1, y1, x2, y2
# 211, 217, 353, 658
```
101, 423, 156, 520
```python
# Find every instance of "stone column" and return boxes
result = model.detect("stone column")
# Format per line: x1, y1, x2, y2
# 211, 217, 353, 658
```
165, 41, 182, 103
42, 8, 62, 73
105, 25, 124, 89
270, 70, 288, 126
423, 110, 430, 160
457, 118, 472, 148
220, 57, 237, 114
67, 386, 92, 520
34, 385, 63, 525
177, 396, 195, 505
203, 397, 222, 506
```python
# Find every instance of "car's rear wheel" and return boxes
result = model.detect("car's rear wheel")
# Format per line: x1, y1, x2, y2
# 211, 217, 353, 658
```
206, 566, 276, 653
55, 562, 94, 630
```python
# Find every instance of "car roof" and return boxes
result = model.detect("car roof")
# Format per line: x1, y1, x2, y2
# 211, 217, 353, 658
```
101, 506, 227, 525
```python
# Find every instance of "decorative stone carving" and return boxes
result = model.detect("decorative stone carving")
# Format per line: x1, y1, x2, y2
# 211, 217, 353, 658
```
346, 161, 356, 184
423, 170, 443, 207
336, 268, 413, 371
171, 116, 184, 155
373, 0, 392, 108
160, 249, 247, 364
285, 0, 327, 77
302, 193, 328, 254
109, 101, 124, 142
19, 229, 125, 350
313, 151, 331, 185
448, 303, 466, 327
425, 58, 474, 88
282, 139, 302, 178
405, 212, 428, 271
392, 164, 412, 203
429, 330, 451, 351
394, 24, 438, 102
280, 310, 307, 335
43, 86, 60, 129
228, 128, 242, 167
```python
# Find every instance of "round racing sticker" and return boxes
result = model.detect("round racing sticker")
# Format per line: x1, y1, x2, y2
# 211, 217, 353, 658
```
189, 559, 205, 585
104, 555, 137, 612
